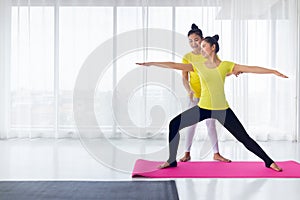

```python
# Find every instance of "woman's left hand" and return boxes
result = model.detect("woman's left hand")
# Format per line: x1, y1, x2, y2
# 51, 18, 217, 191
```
274, 70, 288, 78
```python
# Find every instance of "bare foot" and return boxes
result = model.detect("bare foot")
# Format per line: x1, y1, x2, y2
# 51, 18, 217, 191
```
159, 162, 170, 169
213, 153, 231, 162
158, 161, 177, 169
270, 162, 283, 172
180, 152, 191, 162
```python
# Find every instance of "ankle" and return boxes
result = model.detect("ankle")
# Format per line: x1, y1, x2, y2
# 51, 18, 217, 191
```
167, 160, 177, 167
185, 152, 191, 157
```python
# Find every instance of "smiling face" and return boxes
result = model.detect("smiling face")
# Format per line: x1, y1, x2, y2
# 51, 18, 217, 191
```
200, 40, 215, 58
188, 33, 202, 52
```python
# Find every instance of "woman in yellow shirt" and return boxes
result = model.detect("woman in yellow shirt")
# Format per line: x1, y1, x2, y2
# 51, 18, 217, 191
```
181, 24, 230, 163
136, 35, 287, 172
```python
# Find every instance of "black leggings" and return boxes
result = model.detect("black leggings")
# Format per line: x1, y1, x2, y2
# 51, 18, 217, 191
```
167, 106, 274, 167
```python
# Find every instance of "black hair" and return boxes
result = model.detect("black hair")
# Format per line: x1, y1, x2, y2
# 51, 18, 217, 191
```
187, 23, 203, 39
203, 34, 220, 53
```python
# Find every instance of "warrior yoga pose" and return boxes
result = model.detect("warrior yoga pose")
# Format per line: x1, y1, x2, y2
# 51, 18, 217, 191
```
136, 34, 287, 172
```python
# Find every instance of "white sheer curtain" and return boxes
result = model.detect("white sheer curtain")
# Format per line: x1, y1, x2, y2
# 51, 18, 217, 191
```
0, 0, 299, 141
0, 0, 11, 139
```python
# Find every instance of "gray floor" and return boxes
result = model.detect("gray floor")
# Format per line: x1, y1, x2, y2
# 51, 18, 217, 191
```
0, 138, 299, 200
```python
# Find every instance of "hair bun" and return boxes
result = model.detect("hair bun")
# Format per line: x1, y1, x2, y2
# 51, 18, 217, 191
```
212, 34, 219, 41
191, 23, 199, 30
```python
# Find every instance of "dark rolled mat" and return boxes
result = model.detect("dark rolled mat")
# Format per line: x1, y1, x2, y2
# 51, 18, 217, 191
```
0, 180, 179, 200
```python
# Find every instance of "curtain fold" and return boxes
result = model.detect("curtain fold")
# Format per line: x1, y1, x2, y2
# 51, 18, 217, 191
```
0, 0, 11, 139
1, 0, 299, 141
298, 0, 300, 142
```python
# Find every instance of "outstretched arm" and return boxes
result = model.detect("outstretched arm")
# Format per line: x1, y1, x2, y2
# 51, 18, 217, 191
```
232, 64, 288, 78
136, 62, 194, 71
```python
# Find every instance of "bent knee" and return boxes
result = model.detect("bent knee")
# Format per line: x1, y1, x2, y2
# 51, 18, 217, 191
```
169, 118, 180, 131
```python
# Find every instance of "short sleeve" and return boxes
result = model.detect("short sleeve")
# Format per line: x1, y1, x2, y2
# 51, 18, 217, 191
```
182, 54, 190, 64
223, 61, 235, 73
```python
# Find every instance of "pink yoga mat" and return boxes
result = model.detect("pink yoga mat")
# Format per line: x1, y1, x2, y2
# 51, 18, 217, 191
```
132, 159, 300, 178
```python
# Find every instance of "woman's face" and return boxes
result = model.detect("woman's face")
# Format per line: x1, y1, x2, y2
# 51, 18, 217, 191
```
200, 40, 214, 58
188, 33, 202, 51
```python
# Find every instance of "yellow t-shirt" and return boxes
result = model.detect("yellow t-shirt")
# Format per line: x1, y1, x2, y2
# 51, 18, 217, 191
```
193, 61, 235, 110
182, 52, 206, 98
